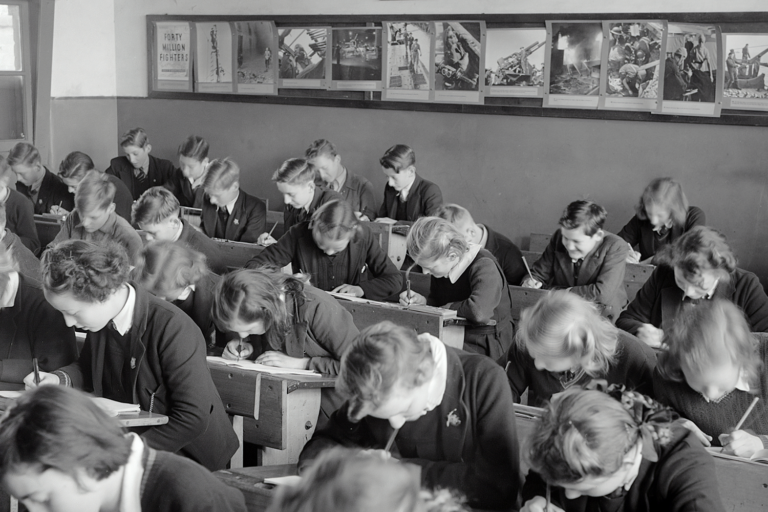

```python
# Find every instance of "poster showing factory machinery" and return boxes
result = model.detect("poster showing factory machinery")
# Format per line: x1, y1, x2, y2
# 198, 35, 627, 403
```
278, 27, 331, 89
382, 22, 433, 102
153, 21, 192, 92
657, 23, 722, 117
543, 21, 603, 109
195, 22, 234, 93
432, 21, 485, 104
484, 28, 546, 98
721, 32, 768, 111
232, 21, 277, 95
599, 21, 665, 112
330, 27, 383, 91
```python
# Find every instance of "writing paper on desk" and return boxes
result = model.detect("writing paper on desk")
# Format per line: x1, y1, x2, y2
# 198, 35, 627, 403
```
328, 292, 457, 318
0, 390, 23, 399
264, 475, 302, 486
91, 397, 141, 417
207, 357, 322, 377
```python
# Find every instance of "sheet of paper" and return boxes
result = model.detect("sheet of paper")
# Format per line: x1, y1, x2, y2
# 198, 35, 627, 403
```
264, 475, 302, 486
207, 357, 321, 377
0, 390, 23, 399
91, 397, 141, 416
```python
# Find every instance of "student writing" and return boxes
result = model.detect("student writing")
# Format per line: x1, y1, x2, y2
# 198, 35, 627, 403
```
376, 144, 443, 225
8, 142, 73, 215
58, 151, 133, 221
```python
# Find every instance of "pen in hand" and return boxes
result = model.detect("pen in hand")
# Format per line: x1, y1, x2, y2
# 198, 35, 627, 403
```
237, 339, 243, 362
33, 357, 40, 386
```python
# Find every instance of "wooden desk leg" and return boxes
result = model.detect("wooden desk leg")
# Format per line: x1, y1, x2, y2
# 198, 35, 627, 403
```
231, 416, 244, 469
260, 388, 321, 466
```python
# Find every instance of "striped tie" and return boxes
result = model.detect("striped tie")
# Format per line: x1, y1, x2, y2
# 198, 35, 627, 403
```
134, 167, 147, 184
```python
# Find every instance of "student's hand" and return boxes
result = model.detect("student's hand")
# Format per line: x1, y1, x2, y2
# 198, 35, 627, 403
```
331, 284, 364, 297
49, 205, 69, 216
719, 430, 764, 458
354, 212, 370, 222
256, 351, 310, 370
626, 249, 641, 264
521, 496, 566, 512
636, 324, 664, 348
23, 371, 60, 389
521, 277, 543, 289
375, 217, 397, 225
257, 233, 278, 246
399, 290, 427, 306
677, 418, 712, 447
360, 449, 393, 461
639, 256, 655, 265
223, 340, 254, 360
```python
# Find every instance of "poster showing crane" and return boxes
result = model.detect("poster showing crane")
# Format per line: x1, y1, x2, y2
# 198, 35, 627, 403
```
278, 27, 331, 89
484, 28, 546, 98
722, 33, 768, 111
599, 21, 665, 112
195, 22, 234, 93
233, 21, 277, 95
432, 21, 485, 104
543, 21, 603, 109
382, 22, 433, 102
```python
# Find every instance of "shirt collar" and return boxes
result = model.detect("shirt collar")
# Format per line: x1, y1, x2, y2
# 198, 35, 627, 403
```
223, 192, 239, 215
652, 219, 674, 234
422, 333, 447, 413
111, 284, 136, 336
119, 433, 145, 512
447, 243, 482, 284
399, 176, 416, 201
477, 224, 489, 249
332, 167, 348, 191
188, 170, 207, 190
0, 271, 19, 309
175, 284, 195, 302
0, 186, 9, 203
171, 218, 184, 242
735, 369, 751, 393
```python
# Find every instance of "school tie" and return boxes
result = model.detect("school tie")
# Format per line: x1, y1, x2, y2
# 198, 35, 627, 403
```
133, 167, 147, 184
328, 180, 338, 192
216, 207, 230, 239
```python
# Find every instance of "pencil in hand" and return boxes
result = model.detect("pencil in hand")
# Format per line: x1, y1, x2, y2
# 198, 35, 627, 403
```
33, 357, 40, 386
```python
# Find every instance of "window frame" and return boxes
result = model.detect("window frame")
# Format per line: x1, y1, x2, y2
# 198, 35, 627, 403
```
0, 0, 33, 154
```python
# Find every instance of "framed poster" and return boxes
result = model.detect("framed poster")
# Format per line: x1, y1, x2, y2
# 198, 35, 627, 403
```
432, 21, 485, 104
330, 27, 383, 91
722, 32, 768, 111
195, 22, 234, 93
153, 21, 193, 92
544, 20, 603, 109
382, 21, 433, 102
484, 28, 546, 98
233, 21, 278, 95
278, 27, 331, 89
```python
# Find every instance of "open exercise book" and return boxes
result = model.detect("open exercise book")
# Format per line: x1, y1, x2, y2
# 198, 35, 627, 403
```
328, 292, 458, 318
207, 356, 322, 377
707, 447, 768, 464
0, 391, 140, 417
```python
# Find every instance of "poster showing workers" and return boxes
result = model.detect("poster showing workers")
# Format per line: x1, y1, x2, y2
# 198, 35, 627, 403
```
543, 20, 603, 109
383, 22, 433, 102
721, 33, 768, 111
278, 27, 330, 89
484, 28, 546, 98
195, 22, 234, 93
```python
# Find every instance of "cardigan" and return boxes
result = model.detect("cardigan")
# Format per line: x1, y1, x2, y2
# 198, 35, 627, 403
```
2, 229, 41, 282
502, 329, 657, 407
201, 190, 266, 243
57, 285, 239, 471
299, 347, 521, 510
653, 337, 768, 448
428, 248, 515, 360
522, 427, 725, 512
1, 187, 39, 253
16, 168, 74, 215
245, 221, 402, 301
618, 206, 705, 262
106, 154, 180, 200
283, 187, 343, 234
377, 172, 443, 224
335, 170, 378, 220
484, 224, 527, 286
616, 265, 768, 334
177, 219, 228, 274
530, 230, 629, 321
0, 275, 77, 388
51, 210, 143, 264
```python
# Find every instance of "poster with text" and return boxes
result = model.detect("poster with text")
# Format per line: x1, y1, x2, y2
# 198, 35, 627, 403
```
382, 22, 433, 102
195, 22, 234, 93
233, 21, 277, 95
544, 21, 603, 109
432, 21, 485, 104
599, 21, 665, 112
722, 32, 768, 111
278, 27, 330, 89
154, 21, 192, 92
658, 23, 722, 117
330, 27, 382, 91
484, 28, 546, 98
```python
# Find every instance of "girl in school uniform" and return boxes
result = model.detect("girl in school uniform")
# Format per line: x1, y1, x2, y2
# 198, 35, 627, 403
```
298, 321, 520, 511
617, 226, 768, 347
246, 199, 402, 301
520, 385, 725, 512
211, 267, 360, 420
501, 290, 656, 407
57, 151, 134, 221
0, 157, 39, 254
399, 216, 514, 360
618, 178, 705, 264
27, 239, 238, 472
654, 299, 768, 458
376, 144, 443, 225
263, 158, 343, 245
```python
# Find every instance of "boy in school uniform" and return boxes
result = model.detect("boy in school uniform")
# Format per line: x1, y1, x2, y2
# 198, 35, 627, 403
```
305, 139, 378, 221
523, 200, 628, 321
8, 142, 74, 215
437, 203, 528, 286
0, 158, 39, 254
164, 135, 210, 208
132, 186, 228, 274
58, 151, 134, 221
0, 206, 40, 282
51, 171, 143, 264
0, 386, 247, 512
201, 158, 266, 243
376, 144, 443, 225
106, 127, 180, 201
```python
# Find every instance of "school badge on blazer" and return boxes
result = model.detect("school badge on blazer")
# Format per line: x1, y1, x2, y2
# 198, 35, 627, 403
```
233, 218, 240, 225
130, 357, 136, 369
446, 409, 461, 427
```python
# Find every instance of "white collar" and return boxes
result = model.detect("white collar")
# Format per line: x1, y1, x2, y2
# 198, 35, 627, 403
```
188, 170, 207, 190
477, 224, 489, 249
447, 243, 482, 284
421, 333, 448, 413
111, 285, 136, 336
735, 369, 751, 393
653, 219, 673, 233
0, 271, 19, 309
399, 176, 416, 201
171, 218, 183, 242
119, 433, 145, 512
223, 192, 239, 215
175, 284, 195, 302
0, 186, 9, 203
331, 167, 348, 191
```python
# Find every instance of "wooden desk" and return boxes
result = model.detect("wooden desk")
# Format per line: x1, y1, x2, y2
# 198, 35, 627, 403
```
213, 239, 265, 270
363, 221, 408, 269
508, 285, 549, 320
215, 464, 297, 512
180, 206, 202, 229
0, 396, 168, 427
34, 213, 65, 248
208, 362, 336, 467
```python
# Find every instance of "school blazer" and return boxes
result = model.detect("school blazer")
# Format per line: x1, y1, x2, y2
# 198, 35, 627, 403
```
2, 229, 41, 282
57, 285, 239, 471
377, 173, 443, 224
530, 230, 629, 320
0, 275, 77, 387
299, 347, 520, 510
16, 168, 74, 215
165, 171, 206, 208
51, 211, 143, 264
616, 265, 768, 334
484, 225, 527, 286
283, 188, 343, 234
245, 221, 402, 301
201, 190, 266, 243
106, 155, 179, 200
2, 188, 39, 253
337, 171, 378, 220
105, 172, 135, 221
618, 206, 706, 262
177, 220, 228, 274
172, 271, 220, 344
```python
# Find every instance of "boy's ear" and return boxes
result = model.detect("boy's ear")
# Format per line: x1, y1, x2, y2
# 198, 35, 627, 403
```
593, 228, 605, 241
107, 203, 116, 215
145, 143, 153, 154
73, 467, 101, 493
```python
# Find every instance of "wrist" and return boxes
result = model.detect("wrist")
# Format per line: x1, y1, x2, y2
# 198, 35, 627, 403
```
302, 357, 311, 370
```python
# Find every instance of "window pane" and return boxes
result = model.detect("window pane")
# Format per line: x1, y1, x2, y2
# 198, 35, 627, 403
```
0, 75, 24, 139
0, 5, 22, 71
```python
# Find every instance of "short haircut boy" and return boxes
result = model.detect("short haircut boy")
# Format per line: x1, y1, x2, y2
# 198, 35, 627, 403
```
272, 158, 315, 185
305, 139, 338, 160
379, 144, 415, 173
120, 127, 149, 148
178, 135, 209, 161
59, 151, 95, 180
132, 186, 181, 226
75, 170, 116, 213
559, 200, 607, 236
203, 158, 240, 191
405, 216, 469, 265
6, 142, 41, 168
436, 203, 473, 225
